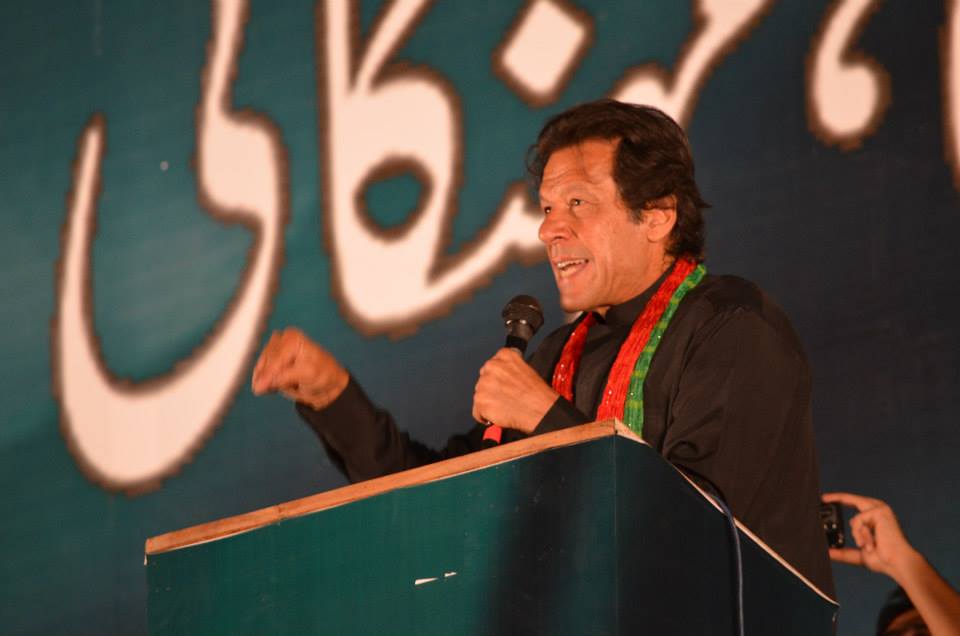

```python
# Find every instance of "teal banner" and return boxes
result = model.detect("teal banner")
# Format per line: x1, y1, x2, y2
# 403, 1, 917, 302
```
2, 1, 958, 633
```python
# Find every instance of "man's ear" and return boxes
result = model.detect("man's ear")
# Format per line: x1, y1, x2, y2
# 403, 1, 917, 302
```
643, 194, 677, 243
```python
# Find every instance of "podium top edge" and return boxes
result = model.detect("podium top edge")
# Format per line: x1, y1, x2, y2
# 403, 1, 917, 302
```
145, 419, 637, 556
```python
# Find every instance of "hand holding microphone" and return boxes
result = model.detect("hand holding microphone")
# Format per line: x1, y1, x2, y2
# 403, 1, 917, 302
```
472, 295, 559, 441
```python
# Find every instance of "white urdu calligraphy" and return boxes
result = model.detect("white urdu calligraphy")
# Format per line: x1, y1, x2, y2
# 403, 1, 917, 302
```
53, 0, 286, 490
52, 0, 911, 492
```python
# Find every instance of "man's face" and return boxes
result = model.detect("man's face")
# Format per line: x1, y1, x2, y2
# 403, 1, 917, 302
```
538, 139, 667, 315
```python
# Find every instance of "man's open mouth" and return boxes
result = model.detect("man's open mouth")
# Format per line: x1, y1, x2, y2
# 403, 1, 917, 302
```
555, 258, 589, 278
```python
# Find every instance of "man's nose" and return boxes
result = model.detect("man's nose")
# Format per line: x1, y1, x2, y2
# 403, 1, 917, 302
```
538, 212, 570, 245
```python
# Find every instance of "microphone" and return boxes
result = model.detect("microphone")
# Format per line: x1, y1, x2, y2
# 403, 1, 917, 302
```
502, 294, 544, 354
482, 295, 544, 447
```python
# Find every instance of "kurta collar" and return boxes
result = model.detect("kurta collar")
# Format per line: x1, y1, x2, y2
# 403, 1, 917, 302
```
592, 262, 675, 328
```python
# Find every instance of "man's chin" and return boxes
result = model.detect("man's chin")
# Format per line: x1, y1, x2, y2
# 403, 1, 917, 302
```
558, 296, 590, 314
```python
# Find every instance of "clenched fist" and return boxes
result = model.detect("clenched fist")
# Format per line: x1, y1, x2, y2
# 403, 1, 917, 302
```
472, 348, 559, 434
251, 327, 349, 411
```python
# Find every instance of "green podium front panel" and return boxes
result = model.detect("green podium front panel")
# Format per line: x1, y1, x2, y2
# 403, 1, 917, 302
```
147, 440, 618, 635
146, 437, 837, 634
613, 441, 837, 634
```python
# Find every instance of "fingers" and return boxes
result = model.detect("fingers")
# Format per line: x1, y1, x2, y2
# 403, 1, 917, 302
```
849, 505, 895, 535
472, 373, 496, 424
478, 348, 523, 376
472, 377, 500, 424
828, 547, 863, 566
851, 516, 875, 552
273, 364, 344, 408
472, 349, 556, 433
252, 331, 280, 384
493, 347, 523, 362
251, 327, 306, 394
473, 349, 520, 423
823, 493, 896, 545
471, 398, 485, 424
823, 493, 916, 577
821, 491, 885, 512
271, 364, 309, 394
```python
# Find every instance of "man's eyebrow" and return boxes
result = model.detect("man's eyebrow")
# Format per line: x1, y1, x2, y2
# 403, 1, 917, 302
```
550, 181, 596, 198
538, 186, 578, 204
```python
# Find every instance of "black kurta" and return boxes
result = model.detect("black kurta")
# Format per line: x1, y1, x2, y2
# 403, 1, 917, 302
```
296, 272, 835, 596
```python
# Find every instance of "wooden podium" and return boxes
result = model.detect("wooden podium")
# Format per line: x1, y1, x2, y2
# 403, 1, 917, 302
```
145, 420, 838, 635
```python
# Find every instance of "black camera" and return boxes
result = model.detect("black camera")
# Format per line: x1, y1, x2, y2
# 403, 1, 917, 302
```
820, 502, 845, 549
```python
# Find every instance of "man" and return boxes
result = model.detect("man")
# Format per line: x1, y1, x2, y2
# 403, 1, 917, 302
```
823, 492, 960, 635
252, 99, 834, 595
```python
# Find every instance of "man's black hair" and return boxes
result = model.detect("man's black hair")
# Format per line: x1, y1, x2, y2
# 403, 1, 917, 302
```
527, 99, 708, 261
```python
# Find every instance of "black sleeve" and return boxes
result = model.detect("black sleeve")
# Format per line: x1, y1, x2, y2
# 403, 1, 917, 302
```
296, 376, 486, 482
535, 397, 591, 433
297, 322, 584, 483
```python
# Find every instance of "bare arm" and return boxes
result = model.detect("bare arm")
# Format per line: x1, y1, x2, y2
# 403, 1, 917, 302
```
823, 492, 960, 636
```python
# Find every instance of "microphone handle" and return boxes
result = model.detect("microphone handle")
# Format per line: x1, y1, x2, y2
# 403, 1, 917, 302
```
504, 334, 528, 353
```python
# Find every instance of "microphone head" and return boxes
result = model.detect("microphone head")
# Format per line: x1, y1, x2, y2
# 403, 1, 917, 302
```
502, 295, 544, 350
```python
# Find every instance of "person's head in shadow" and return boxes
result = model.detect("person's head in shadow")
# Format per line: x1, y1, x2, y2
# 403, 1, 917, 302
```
875, 587, 927, 636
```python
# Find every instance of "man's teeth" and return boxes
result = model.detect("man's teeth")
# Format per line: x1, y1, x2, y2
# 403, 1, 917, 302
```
557, 259, 587, 271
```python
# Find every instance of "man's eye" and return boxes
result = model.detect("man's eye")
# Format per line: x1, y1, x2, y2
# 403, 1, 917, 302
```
570, 198, 583, 207
542, 206, 552, 215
